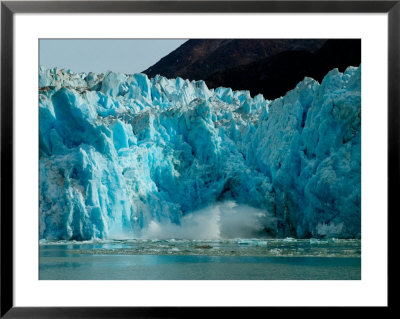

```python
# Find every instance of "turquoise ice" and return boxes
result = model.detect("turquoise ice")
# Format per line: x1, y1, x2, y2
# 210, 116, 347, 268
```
39, 65, 361, 240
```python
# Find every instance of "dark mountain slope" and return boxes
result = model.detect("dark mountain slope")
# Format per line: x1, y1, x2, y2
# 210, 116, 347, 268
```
143, 39, 326, 80
205, 39, 361, 99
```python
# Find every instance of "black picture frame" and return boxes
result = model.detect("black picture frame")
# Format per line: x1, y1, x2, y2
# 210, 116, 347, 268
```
1, 0, 396, 317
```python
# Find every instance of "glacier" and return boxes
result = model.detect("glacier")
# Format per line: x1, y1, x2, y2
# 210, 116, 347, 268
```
39, 65, 361, 240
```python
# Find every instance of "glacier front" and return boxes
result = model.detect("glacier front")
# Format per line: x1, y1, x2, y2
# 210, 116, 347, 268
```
39, 65, 361, 240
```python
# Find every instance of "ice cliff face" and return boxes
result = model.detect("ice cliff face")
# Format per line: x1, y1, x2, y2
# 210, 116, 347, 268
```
39, 65, 361, 240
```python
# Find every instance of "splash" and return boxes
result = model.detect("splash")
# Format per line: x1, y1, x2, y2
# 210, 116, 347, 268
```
140, 201, 276, 240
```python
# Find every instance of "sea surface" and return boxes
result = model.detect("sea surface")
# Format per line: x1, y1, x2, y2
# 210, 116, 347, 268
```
39, 238, 361, 280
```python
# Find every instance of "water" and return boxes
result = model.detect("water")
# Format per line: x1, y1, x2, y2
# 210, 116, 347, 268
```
39, 238, 361, 280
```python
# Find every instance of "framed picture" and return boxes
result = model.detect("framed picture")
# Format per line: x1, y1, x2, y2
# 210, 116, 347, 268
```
1, 0, 395, 317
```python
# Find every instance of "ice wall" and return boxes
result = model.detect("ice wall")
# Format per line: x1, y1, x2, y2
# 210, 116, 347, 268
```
39, 65, 361, 240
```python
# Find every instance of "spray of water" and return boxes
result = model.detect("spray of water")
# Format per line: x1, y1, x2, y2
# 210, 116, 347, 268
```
140, 201, 276, 240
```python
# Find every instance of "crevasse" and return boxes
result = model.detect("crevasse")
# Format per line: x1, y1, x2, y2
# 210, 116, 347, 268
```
39, 65, 361, 240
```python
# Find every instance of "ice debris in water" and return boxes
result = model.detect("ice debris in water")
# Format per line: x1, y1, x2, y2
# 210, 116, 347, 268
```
39, 65, 361, 240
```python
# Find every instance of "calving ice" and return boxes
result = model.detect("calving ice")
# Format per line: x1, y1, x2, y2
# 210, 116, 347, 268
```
39, 65, 361, 241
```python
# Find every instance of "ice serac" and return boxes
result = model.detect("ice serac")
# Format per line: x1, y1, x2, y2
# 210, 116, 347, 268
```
39, 65, 361, 240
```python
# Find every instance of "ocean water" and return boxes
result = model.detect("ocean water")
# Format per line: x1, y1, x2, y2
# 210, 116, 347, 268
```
39, 238, 361, 280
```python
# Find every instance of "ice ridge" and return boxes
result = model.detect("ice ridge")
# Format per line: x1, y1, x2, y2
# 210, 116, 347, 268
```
39, 65, 361, 240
